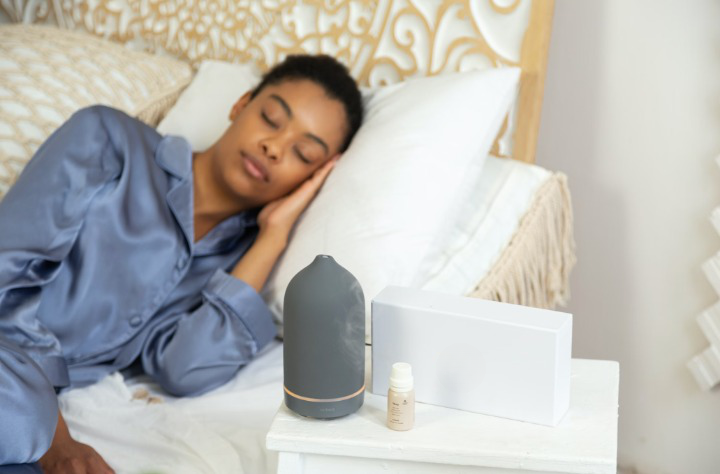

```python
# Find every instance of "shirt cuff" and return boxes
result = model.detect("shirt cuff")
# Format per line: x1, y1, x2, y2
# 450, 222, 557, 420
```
205, 268, 277, 350
33, 355, 70, 389
2, 337, 70, 389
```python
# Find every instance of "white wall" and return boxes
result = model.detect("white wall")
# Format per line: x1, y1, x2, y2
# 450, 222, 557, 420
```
536, 1, 720, 473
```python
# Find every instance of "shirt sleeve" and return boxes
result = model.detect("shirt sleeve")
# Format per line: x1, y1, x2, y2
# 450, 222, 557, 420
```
141, 268, 277, 397
0, 336, 59, 464
0, 106, 121, 388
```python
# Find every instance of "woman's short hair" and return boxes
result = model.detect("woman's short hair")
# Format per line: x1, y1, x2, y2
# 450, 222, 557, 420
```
250, 54, 363, 152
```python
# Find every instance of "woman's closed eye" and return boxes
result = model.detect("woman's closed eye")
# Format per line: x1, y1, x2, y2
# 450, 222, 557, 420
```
294, 147, 311, 164
261, 110, 278, 129
261, 108, 318, 164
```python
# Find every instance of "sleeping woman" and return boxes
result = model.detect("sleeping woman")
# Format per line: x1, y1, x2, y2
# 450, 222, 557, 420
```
0, 54, 363, 471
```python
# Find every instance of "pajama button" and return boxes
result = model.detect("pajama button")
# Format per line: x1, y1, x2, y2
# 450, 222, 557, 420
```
129, 315, 142, 327
176, 257, 187, 269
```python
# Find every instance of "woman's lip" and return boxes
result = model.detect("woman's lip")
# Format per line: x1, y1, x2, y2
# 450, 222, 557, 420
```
242, 152, 269, 182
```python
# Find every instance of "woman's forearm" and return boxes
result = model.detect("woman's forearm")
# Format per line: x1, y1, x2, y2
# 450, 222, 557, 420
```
231, 231, 287, 292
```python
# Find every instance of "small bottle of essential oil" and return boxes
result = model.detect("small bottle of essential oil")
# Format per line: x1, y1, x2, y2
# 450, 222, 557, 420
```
387, 362, 415, 431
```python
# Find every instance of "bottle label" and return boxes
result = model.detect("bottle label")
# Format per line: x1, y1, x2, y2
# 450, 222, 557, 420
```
387, 389, 415, 430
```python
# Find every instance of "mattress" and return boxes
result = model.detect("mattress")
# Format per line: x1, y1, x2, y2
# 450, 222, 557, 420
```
58, 156, 562, 473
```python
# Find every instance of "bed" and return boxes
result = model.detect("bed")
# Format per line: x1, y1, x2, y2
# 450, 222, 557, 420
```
0, 1, 574, 472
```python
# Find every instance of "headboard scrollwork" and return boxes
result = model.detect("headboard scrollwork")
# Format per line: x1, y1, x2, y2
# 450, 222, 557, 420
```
1, 0, 554, 163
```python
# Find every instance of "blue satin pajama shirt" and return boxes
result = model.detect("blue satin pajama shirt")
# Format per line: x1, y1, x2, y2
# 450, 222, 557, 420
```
0, 106, 277, 464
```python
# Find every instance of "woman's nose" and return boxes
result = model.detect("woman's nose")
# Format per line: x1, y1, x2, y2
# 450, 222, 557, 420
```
261, 139, 282, 162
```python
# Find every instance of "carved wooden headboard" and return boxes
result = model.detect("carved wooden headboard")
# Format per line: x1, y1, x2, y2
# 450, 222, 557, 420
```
1, 0, 554, 163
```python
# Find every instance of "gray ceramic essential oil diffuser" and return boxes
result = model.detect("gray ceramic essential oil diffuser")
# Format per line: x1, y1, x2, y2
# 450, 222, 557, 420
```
283, 255, 365, 419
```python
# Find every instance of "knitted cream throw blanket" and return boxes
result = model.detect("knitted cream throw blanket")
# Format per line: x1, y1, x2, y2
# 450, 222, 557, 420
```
469, 173, 576, 310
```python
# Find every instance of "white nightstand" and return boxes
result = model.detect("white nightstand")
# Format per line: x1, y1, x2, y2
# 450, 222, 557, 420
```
266, 352, 619, 474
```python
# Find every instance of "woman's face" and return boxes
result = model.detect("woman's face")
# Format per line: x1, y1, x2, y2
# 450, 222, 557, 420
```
210, 79, 347, 208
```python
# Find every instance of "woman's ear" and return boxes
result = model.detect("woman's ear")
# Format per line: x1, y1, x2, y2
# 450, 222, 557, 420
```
229, 91, 253, 121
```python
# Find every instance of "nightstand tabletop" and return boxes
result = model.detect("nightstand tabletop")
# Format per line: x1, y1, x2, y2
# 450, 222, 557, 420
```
266, 356, 618, 474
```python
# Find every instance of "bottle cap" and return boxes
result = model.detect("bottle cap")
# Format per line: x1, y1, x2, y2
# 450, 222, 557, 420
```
389, 362, 414, 391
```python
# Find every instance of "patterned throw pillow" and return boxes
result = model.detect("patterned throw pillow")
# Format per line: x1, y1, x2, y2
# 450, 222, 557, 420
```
0, 24, 193, 199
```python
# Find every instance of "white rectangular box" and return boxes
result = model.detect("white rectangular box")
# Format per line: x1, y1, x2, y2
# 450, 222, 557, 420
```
371, 286, 572, 426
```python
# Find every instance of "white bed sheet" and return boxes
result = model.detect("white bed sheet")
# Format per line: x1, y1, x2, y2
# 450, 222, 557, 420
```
58, 157, 551, 474
423, 155, 551, 294
60, 341, 284, 474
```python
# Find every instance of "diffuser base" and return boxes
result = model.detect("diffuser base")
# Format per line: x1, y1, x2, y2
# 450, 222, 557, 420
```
285, 391, 364, 419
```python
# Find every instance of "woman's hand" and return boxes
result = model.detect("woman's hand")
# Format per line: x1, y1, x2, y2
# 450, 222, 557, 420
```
257, 155, 339, 246
39, 411, 115, 474
232, 155, 338, 292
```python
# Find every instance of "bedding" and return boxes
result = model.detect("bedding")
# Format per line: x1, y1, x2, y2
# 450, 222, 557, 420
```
424, 155, 553, 294
58, 155, 557, 474
61, 342, 285, 474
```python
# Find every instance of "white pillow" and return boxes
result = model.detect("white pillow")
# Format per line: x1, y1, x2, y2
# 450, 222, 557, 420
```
158, 61, 520, 342
157, 59, 262, 152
